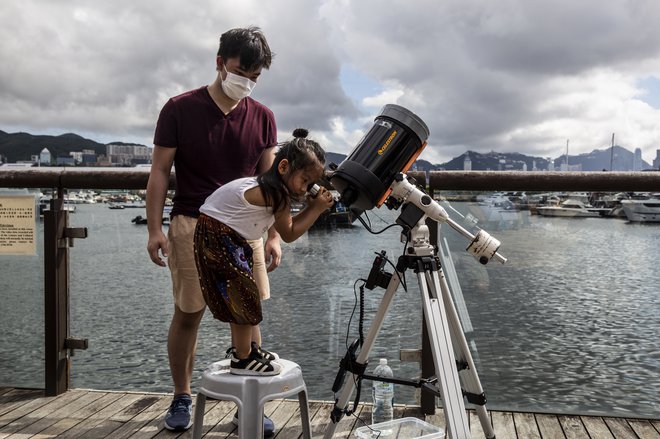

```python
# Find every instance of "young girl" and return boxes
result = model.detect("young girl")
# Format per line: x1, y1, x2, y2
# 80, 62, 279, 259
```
194, 128, 334, 375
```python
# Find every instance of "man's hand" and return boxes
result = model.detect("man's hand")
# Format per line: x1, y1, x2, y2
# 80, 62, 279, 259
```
147, 230, 169, 267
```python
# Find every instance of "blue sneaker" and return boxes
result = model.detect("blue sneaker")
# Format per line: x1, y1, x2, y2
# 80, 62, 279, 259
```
164, 394, 193, 431
233, 411, 275, 436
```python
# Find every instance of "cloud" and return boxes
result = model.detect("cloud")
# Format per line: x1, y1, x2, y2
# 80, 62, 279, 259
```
319, 0, 660, 163
1, 0, 660, 165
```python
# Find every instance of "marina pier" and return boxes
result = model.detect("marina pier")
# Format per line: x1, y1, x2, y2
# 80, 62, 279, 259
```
1, 387, 658, 438
1, 168, 659, 438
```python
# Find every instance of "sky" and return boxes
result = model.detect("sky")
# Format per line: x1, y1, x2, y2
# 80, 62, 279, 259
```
2, 0, 660, 165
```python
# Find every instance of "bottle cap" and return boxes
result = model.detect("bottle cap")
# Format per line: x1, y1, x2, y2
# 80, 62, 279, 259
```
379, 358, 387, 365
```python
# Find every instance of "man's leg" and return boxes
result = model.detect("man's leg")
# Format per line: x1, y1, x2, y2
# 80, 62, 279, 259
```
164, 305, 204, 431
168, 305, 205, 396
167, 215, 207, 394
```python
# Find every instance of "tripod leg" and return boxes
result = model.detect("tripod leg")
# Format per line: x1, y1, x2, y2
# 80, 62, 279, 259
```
417, 269, 471, 439
431, 268, 496, 439
323, 272, 402, 439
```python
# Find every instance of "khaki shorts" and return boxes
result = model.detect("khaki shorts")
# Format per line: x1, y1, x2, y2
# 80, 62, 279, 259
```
168, 215, 270, 313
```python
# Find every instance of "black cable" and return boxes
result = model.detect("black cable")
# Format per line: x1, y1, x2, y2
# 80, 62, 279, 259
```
356, 213, 403, 235
353, 416, 383, 438
362, 210, 373, 229
338, 277, 366, 417
359, 283, 365, 346
336, 227, 409, 422
382, 250, 408, 293
346, 278, 366, 350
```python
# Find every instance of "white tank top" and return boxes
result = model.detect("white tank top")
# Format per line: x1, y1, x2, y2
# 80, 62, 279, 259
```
199, 177, 275, 240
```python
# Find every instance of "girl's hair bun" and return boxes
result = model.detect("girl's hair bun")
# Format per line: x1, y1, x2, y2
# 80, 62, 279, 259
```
292, 128, 309, 138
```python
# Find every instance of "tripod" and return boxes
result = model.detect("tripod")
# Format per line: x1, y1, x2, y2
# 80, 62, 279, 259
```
324, 210, 497, 439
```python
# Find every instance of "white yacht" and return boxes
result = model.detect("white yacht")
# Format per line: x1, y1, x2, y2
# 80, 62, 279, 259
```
536, 199, 608, 218
620, 197, 660, 223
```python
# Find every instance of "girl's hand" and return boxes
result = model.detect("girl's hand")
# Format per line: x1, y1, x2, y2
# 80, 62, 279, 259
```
307, 186, 335, 211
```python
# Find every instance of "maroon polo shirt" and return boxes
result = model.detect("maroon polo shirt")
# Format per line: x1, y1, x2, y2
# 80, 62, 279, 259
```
154, 86, 277, 218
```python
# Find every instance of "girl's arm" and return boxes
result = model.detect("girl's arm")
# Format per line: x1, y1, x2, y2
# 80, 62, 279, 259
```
273, 187, 334, 242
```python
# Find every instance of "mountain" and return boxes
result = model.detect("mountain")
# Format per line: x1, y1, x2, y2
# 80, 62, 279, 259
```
554, 145, 651, 171
325, 152, 347, 168
436, 151, 550, 171
0, 131, 108, 163
0, 129, 653, 171
326, 145, 652, 172
435, 146, 652, 171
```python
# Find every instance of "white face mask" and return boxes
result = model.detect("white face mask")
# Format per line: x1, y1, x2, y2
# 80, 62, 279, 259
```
221, 66, 256, 100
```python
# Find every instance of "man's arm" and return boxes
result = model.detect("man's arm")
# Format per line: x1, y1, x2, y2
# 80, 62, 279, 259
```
257, 146, 276, 173
146, 145, 176, 267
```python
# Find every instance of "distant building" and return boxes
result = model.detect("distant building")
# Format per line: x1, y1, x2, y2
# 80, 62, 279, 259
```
56, 156, 75, 166
522, 162, 528, 171
81, 149, 98, 165
463, 154, 472, 171
106, 143, 151, 166
560, 163, 582, 171
69, 151, 84, 164
532, 160, 537, 171
39, 148, 51, 166
633, 148, 643, 172
653, 149, 660, 170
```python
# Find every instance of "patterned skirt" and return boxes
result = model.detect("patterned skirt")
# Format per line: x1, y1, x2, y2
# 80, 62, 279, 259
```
193, 214, 262, 325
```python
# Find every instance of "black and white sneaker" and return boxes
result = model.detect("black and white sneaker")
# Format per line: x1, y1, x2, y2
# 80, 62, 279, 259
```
226, 343, 279, 361
230, 349, 282, 376
251, 342, 279, 361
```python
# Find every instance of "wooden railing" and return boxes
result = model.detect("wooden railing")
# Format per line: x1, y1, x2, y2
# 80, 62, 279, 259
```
2, 168, 659, 191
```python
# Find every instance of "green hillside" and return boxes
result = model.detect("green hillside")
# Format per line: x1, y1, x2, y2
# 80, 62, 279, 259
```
0, 131, 108, 163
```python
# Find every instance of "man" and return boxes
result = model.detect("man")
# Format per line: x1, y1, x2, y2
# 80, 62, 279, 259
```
146, 27, 281, 434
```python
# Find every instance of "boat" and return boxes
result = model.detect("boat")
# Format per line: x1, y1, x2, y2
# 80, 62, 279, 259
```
131, 215, 170, 225
309, 201, 356, 229
476, 192, 510, 207
108, 203, 125, 209
39, 200, 76, 215
620, 196, 660, 223
536, 199, 609, 218
119, 201, 146, 208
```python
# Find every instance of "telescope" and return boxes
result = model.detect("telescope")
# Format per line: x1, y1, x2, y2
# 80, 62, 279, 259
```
329, 104, 506, 265
324, 105, 505, 439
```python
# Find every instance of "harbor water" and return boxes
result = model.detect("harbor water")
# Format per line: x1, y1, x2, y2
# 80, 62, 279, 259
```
0, 201, 658, 419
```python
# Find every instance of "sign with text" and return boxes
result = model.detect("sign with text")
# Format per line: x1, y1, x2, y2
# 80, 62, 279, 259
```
0, 195, 37, 255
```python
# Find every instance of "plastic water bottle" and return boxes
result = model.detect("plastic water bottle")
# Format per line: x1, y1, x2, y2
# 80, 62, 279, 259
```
372, 358, 394, 426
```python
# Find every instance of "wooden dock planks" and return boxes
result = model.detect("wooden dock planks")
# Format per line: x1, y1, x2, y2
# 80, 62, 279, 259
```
0, 388, 657, 438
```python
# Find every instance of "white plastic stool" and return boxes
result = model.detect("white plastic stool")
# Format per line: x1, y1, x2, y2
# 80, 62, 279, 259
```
191, 358, 312, 439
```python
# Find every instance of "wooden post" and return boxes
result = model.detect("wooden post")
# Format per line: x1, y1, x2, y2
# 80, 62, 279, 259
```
44, 197, 70, 396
